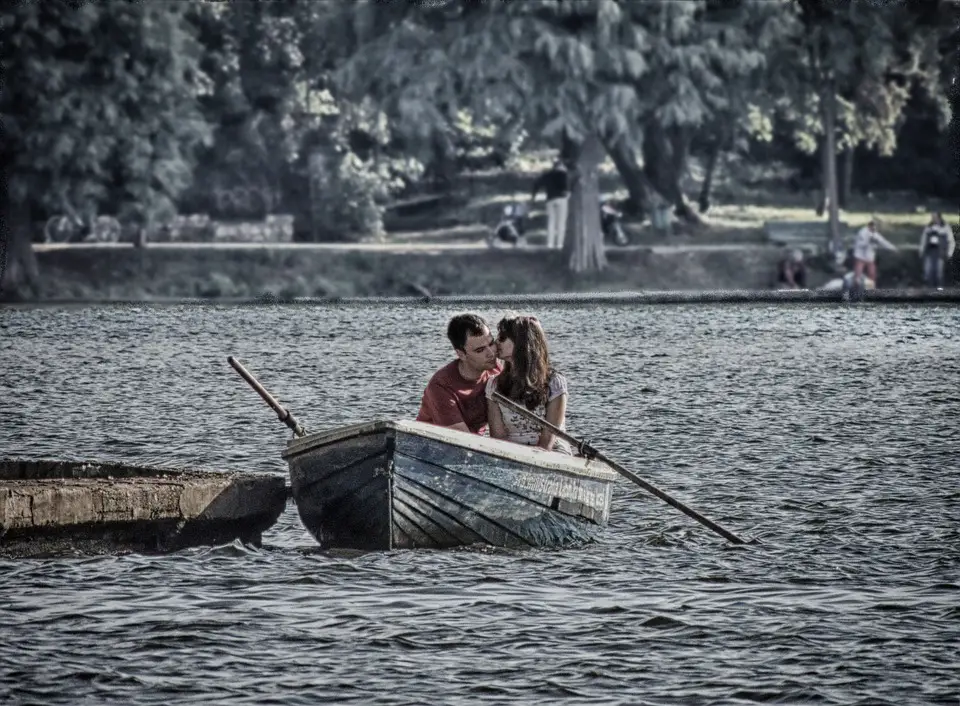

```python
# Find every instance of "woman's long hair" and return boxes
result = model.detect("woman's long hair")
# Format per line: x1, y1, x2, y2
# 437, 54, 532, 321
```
495, 316, 553, 410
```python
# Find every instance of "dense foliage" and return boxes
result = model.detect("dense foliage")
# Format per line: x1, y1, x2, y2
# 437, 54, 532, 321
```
2, 0, 955, 294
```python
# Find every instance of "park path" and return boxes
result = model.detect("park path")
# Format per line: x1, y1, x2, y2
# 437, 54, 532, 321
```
33, 241, 777, 254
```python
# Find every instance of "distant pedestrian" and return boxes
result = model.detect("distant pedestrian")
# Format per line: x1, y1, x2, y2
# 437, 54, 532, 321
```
852, 219, 898, 288
530, 160, 571, 250
776, 249, 808, 289
918, 212, 955, 288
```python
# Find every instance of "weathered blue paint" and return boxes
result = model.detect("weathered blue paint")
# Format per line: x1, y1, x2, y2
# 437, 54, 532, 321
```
282, 420, 618, 551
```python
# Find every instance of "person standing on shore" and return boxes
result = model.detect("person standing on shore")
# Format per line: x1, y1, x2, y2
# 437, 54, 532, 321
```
918, 212, 955, 288
852, 219, 898, 288
530, 159, 571, 250
416, 314, 501, 435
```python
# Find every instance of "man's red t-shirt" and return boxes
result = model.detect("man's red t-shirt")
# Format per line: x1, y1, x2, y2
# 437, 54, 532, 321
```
416, 360, 501, 434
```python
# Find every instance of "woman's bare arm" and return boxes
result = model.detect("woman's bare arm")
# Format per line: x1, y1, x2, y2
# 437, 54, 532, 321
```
538, 394, 567, 450
487, 398, 508, 439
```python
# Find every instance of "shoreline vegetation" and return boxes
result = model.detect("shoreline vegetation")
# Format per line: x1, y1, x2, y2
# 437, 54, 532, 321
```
14, 241, 956, 304
4, 1, 955, 305
5, 162, 956, 304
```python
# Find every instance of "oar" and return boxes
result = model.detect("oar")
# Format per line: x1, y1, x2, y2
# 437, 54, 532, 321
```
491, 391, 748, 545
227, 356, 308, 438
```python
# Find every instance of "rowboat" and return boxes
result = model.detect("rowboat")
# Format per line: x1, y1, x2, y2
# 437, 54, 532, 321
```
228, 356, 747, 550
281, 419, 619, 550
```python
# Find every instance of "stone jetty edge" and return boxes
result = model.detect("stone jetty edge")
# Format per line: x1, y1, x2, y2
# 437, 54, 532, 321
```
10, 244, 954, 303
8, 288, 960, 306
0, 458, 290, 559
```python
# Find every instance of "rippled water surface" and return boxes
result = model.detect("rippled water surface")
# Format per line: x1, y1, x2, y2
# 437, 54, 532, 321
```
2, 302, 959, 705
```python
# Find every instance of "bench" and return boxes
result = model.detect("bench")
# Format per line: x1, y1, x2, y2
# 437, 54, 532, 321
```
764, 219, 849, 254
384, 194, 447, 217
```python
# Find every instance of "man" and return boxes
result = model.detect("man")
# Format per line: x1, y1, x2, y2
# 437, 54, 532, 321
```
852, 219, 897, 287
530, 159, 571, 250
416, 313, 501, 434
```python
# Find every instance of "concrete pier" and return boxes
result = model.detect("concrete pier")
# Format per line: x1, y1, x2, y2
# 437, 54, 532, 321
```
0, 458, 288, 558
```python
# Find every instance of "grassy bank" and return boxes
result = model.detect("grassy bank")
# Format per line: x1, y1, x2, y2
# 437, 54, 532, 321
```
9, 157, 954, 303
385, 154, 953, 249
28, 243, 940, 302
31, 245, 785, 301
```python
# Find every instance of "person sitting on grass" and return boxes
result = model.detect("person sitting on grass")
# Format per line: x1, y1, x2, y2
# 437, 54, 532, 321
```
776, 249, 808, 289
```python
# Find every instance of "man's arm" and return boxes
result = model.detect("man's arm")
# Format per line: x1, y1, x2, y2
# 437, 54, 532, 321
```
530, 173, 545, 201
417, 380, 471, 433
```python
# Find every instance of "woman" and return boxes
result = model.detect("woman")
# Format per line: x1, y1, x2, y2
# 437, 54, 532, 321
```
485, 315, 573, 454
852, 219, 898, 287
918, 212, 955, 288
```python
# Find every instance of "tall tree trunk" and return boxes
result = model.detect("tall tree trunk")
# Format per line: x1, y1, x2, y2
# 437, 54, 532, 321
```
642, 122, 702, 225
567, 133, 606, 273
698, 139, 722, 214
822, 79, 841, 253
429, 130, 456, 191
560, 129, 578, 164
670, 127, 700, 223
839, 147, 854, 209
816, 135, 828, 216
810, 31, 828, 218
601, 135, 652, 218
0, 198, 41, 301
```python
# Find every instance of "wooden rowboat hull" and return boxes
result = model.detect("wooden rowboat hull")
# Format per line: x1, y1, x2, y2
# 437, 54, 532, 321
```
281, 420, 617, 551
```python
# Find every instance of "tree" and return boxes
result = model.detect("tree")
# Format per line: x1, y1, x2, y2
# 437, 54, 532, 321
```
194, 0, 424, 240
763, 0, 954, 251
600, 0, 790, 223
184, 0, 307, 219
327, 0, 662, 272
692, 0, 795, 213
1, 0, 211, 300
184, 0, 357, 229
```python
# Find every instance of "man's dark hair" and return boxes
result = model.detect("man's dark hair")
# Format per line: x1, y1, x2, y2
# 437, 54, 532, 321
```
447, 313, 489, 351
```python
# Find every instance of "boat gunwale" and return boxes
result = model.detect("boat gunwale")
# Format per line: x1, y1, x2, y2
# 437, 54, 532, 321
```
282, 419, 619, 483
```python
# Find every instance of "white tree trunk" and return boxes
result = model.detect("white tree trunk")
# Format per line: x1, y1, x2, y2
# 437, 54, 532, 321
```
568, 133, 606, 273
822, 79, 841, 254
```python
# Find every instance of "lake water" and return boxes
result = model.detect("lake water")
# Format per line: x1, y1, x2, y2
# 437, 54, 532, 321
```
1, 301, 959, 705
